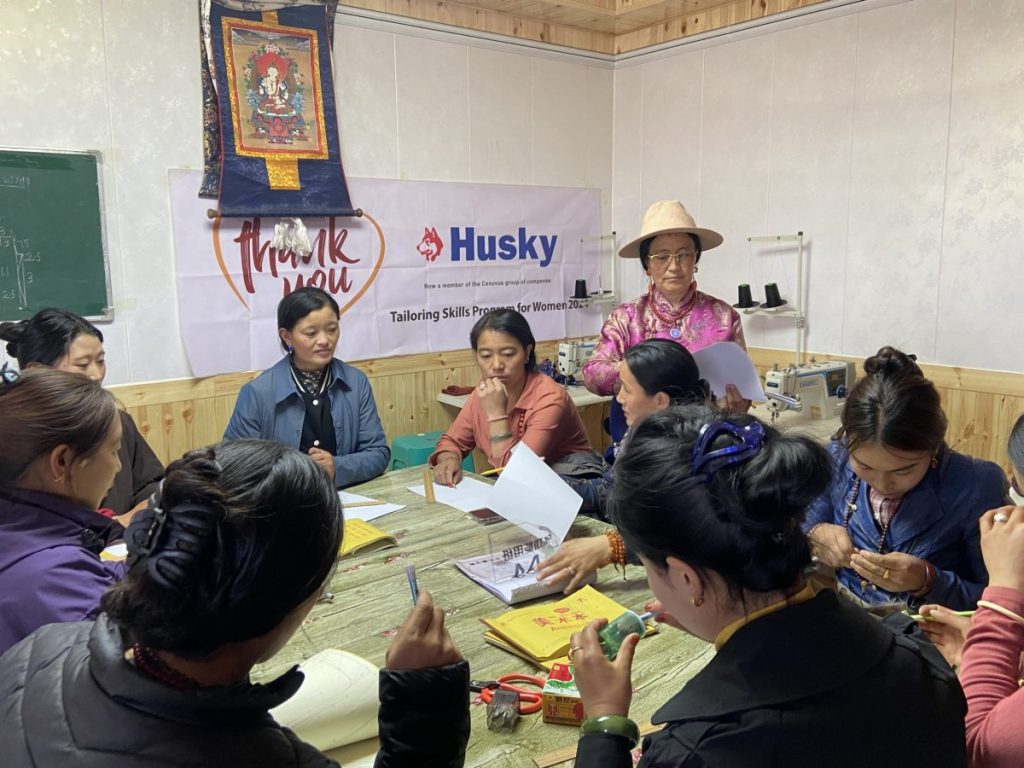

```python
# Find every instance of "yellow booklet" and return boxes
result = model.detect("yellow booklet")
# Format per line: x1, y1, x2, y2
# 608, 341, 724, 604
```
339, 518, 397, 558
482, 585, 650, 662
482, 630, 568, 671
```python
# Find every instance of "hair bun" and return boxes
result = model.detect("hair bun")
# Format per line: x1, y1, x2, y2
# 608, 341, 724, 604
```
0, 320, 26, 358
863, 346, 921, 379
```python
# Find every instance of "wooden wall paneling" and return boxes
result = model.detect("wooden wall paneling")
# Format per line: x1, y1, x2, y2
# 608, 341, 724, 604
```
109, 344, 1021, 473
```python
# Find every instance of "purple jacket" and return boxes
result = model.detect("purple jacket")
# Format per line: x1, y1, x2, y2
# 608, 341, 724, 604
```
0, 489, 125, 656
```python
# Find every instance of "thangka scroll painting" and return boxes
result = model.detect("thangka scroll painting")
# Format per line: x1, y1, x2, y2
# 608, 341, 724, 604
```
203, 1, 353, 217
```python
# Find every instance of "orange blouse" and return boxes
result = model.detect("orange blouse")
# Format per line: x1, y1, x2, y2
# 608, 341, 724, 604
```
430, 371, 592, 469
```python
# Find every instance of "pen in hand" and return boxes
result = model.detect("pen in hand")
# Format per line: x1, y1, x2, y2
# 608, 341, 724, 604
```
406, 565, 419, 605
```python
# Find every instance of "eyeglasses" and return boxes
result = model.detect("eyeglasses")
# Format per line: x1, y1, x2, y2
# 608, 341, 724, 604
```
648, 250, 696, 269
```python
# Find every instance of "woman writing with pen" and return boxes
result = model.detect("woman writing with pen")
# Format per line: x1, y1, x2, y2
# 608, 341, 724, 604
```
0, 439, 470, 767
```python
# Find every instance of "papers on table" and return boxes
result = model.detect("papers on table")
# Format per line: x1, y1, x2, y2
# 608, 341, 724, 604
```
270, 649, 379, 752
338, 491, 405, 522
407, 476, 495, 513
692, 341, 766, 402
443, 444, 585, 604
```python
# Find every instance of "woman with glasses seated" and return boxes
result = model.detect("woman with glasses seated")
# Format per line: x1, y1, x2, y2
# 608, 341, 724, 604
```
569, 405, 967, 768
583, 201, 750, 440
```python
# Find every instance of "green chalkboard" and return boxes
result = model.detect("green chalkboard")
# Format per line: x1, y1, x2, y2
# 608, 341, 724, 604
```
0, 148, 112, 321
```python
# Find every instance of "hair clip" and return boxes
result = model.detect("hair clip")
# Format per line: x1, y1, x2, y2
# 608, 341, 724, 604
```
0, 362, 20, 386
691, 419, 766, 479
126, 505, 169, 562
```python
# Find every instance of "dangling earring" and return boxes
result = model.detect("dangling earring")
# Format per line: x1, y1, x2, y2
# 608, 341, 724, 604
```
287, 345, 294, 354
690, 594, 704, 608
930, 453, 938, 469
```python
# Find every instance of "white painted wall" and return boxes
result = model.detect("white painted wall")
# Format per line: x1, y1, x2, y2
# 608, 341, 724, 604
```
0, 0, 613, 384
3, 0, 1021, 381
612, 0, 1024, 372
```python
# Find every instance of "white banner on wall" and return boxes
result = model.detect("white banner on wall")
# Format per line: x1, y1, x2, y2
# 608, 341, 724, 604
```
169, 170, 605, 376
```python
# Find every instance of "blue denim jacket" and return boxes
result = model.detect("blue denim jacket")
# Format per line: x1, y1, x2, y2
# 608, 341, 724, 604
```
224, 356, 389, 488
805, 440, 1007, 610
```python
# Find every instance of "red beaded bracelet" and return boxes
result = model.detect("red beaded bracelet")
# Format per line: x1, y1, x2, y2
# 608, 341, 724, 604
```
604, 530, 627, 566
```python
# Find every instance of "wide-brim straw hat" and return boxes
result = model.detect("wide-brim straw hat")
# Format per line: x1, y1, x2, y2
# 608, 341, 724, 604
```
618, 200, 724, 259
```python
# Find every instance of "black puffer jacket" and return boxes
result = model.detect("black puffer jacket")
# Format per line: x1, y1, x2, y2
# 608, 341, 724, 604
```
0, 615, 470, 767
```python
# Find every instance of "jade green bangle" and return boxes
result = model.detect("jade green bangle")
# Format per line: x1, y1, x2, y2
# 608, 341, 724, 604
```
579, 715, 640, 747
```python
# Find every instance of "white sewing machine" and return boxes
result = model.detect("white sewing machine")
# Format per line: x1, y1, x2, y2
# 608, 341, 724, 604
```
557, 339, 596, 380
764, 359, 856, 421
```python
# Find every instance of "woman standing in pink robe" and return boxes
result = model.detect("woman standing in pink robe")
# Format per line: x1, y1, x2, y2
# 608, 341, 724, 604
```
583, 200, 747, 410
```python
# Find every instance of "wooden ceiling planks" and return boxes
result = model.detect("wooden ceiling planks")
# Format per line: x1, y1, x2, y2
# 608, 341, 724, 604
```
341, 0, 831, 54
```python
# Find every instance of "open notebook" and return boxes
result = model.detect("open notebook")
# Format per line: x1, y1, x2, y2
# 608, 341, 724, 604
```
270, 649, 379, 752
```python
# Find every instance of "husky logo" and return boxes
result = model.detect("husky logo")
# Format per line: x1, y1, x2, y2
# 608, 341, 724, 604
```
416, 227, 444, 262
449, 227, 556, 267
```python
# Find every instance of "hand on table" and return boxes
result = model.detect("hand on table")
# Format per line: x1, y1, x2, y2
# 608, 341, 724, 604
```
536, 536, 610, 594
808, 523, 854, 568
717, 384, 751, 414
980, 505, 1024, 592
477, 377, 510, 418
431, 452, 463, 487
386, 590, 463, 671
918, 604, 971, 667
850, 550, 928, 593
308, 447, 336, 480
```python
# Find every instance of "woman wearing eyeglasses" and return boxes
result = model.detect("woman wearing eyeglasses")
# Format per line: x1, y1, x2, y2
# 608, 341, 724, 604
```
583, 201, 749, 431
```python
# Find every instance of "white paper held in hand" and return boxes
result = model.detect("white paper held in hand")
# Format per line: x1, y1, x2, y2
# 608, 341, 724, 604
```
488, 442, 582, 543
691, 341, 766, 402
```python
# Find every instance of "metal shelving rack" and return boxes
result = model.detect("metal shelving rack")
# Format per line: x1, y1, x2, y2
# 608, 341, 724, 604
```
744, 231, 805, 369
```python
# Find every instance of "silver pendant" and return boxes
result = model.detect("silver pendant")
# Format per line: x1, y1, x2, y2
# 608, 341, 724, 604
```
669, 327, 681, 339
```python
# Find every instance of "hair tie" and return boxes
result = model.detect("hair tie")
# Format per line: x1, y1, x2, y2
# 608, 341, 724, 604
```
125, 502, 223, 593
691, 419, 765, 480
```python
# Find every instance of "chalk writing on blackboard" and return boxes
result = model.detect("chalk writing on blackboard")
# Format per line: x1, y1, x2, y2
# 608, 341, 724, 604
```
0, 226, 37, 308
0, 175, 30, 192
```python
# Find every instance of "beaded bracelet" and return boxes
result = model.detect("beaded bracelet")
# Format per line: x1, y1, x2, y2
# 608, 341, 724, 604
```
580, 715, 640, 748
977, 600, 1024, 625
604, 530, 627, 566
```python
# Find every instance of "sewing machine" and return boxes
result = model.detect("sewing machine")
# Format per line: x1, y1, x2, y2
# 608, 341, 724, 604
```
764, 359, 856, 422
557, 340, 596, 381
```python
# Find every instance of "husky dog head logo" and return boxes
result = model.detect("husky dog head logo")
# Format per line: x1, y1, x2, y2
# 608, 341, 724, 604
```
416, 227, 444, 262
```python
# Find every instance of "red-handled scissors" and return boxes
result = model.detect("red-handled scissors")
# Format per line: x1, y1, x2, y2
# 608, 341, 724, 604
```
470, 674, 545, 714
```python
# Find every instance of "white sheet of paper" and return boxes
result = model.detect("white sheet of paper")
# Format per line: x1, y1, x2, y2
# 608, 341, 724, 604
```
407, 476, 495, 513
337, 491, 405, 522
270, 649, 379, 752
692, 341, 767, 402
488, 443, 582, 543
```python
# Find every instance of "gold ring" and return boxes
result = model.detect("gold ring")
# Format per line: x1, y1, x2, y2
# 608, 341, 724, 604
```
882, 568, 891, 580
568, 645, 582, 660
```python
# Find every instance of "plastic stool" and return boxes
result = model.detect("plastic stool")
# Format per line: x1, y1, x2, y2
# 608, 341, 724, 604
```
389, 431, 474, 472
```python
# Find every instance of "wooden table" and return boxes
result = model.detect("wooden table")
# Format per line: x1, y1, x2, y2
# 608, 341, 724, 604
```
252, 465, 713, 768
